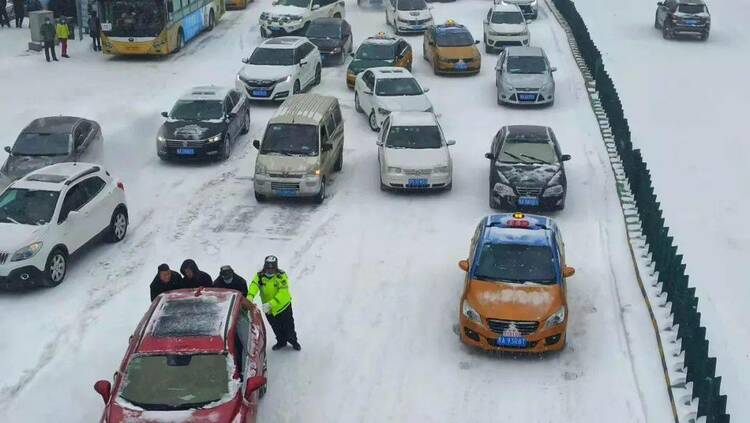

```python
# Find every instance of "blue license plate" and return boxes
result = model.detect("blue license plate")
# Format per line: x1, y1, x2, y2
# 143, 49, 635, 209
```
518, 196, 539, 206
454, 62, 468, 71
685, 20, 698, 25
519, 93, 537, 101
251, 89, 269, 97
275, 189, 297, 197
498, 336, 527, 347
176, 148, 195, 155
407, 178, 428, 187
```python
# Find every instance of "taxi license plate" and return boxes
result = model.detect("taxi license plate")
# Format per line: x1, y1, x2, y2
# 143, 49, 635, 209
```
519, 93, 537, 101
251, 89, 269, 97
176, 148, 195, 155
498, 336, 527, 347
407, 178, 428, 187
275, 189, 297, 197
518, 196, 539, 206
454, 62, 468, 71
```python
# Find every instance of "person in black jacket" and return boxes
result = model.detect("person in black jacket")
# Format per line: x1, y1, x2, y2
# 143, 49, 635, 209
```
88, 10, 101, 51
213, 265, 248, 296
0, 0, 11, 28
150, 263, 185, 301
12, 0, 24, 28
180, 259, 213, 288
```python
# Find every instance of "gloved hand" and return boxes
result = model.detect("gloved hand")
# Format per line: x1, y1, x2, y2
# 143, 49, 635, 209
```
262, 303, 272, 314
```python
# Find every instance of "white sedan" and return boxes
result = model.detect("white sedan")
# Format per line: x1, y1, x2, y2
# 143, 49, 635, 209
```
377, 111, 454, 191
354, 67, 433, 131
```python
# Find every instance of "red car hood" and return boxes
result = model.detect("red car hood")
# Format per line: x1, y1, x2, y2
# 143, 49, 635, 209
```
107, 395, 242, 423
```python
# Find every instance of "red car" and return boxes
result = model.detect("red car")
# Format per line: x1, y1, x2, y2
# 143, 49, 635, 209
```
94, 288, 268, 423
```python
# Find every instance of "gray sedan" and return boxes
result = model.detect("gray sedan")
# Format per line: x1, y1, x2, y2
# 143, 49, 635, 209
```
1, 116, 103, 184
495, 46, 556, 106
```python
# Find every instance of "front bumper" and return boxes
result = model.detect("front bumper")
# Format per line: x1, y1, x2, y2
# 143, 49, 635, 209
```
434, 60, 481, 75
0, 265, 47, 290
485, 33, 530, 50
395, 21, 431, 33
254, 175, 322, 198
491, 183, 565, 210
381, 171, 451, 190
459, 315, 566, 353
259, 20, 307, 37
346, 72, 357, 88
158, 140, 224, 161
238, 79, 292, 102
497, 87, 554, 105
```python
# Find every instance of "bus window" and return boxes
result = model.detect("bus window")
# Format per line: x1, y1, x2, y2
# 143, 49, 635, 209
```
105, 0, 166, 37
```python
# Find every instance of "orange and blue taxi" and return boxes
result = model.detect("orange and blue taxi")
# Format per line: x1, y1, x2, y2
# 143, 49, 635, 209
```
347, 33, 412, 88
423, 20, 481, 75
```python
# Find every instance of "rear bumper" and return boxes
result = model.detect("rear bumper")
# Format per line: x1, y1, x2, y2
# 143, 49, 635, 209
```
669, 23, 709, 35
0, 266, 47, 290
459, 315, 566, 353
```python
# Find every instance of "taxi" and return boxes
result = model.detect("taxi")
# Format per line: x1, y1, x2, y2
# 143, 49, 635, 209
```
458, 213, 575, 353
347, 33, 413, 88
423, 20, 481, 75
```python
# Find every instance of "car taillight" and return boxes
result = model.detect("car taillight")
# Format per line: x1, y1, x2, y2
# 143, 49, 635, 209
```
116, 181, 125, 190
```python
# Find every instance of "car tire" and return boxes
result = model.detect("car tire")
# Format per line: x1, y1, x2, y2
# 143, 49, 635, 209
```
314, 177, 326, 204
334, 147, 343, 171
662, 24, 671, 39
255, 191, 267, 203
354, 92, 363, 113
314, 64, 322, 86
241, 110, 250, 134
300, 21, 310, 36
432, 59, 439, 75
260, 27, 270, 38
368, 111, 379, 132
293, 80, 301, 94
701, 31, 709, 41
333, 12, 341, 18
485, 44, 493, 54
43, 248, 67, 288
106, 207, 129, 243
220, 136, 231, 160
654, 14, 660, 29
444, 182, 452, 192
489, 184, 499, 210
208, 9, 215, 31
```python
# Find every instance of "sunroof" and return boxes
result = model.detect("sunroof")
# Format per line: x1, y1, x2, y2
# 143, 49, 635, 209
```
25, 174, 67, 183
151, 298, 227, 338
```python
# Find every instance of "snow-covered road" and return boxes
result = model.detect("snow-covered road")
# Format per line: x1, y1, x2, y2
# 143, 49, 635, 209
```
0, 1, 673, 421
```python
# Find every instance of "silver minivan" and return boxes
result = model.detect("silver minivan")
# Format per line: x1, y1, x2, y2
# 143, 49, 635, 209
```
252, 94, 344, 204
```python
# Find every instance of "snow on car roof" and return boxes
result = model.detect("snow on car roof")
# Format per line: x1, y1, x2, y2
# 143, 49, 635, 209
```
180, 86, 231, 101
23, 116, 83, 134
262, 36, 307, 48
371, 67, 413, 79
363, 36, 399, 45
390, 111, 438, 127
148, 291, 233, 339
482, 214, 553, 247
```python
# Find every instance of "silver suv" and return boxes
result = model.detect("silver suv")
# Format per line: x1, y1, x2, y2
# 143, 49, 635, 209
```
495, 46, 556, 106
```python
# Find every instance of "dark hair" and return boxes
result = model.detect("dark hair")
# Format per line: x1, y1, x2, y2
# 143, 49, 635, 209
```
158, 263, 170, 272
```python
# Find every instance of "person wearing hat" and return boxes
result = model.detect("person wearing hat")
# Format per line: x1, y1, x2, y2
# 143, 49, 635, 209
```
247, 256, 300, 351
149, 263, 185, 301
56, 16, 70, 58
41, 17, 58, 62
180, 259, 214, 288
213, 265, 248, 296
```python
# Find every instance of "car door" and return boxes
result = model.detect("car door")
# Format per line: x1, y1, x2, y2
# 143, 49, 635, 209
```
657, 0, 671, 24
301, 43, 316, 86
378, 116, 390, 172
83, 176, 112, 234
329, 103, 344, 160
72, 121, 92, 161
223, 94, 239, 141
235, 310, 260, 421
361, 71, 376, 113
483, 8, 492, 34
230, 90, 247, 138
424, 27, 435, 62
58, 182, 94, 251
495, 50, 506, 89
342, 21, 352, 53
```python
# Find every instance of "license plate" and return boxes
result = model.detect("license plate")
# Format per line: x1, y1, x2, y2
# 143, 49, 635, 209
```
251, 89, 269, 97
518, 196, 539, 206
498, 336, 527, 347
518, 93, 537, 101
685, 20, 698, 25
454, 62, 468, 71
275, 189, 297, 197
407, 178, 428, 187
176, 148, 195, 155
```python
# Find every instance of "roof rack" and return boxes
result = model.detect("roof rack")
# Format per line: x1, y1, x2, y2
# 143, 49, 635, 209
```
64, 165, 100, 186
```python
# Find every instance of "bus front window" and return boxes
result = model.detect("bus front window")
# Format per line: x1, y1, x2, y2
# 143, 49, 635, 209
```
106, 0, 166, 37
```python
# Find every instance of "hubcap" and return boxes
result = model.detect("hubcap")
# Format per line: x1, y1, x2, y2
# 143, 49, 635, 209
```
50, 254, 65, 281
369, 113, 377, 129
114, 213, 127, 239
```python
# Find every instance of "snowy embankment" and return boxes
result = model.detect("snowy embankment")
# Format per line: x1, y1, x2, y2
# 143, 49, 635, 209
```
1, 1, 673, 421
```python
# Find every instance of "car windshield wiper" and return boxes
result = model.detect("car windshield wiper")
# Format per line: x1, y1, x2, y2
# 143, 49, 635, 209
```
520, 153, 550, 164
3, 215, 21, 224
501, 151, 528, 163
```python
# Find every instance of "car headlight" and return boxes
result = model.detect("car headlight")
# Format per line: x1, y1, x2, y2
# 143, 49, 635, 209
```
11, 242, 43, 262
439, 56, 452, 63
306, 168, 321, 177
494, 182, 515, 196
495, 168, 510, 184
156, 135, 166, 144
275, 75, 292, 84
260, 12, 269, 21
255, 163, 267, 175
377, 108, 391, 115
462, 300, 482, 324
207, 134, 223, 144
434, 165, 450, 174
331, 47, 342, 54
288, 15, 303, 21
543, 185, 564, 197
541, 80, 554, 92
387, 167, 402, 174
544, 306, 566, 329
503, 81, 515, 91
547, 170, 562, 186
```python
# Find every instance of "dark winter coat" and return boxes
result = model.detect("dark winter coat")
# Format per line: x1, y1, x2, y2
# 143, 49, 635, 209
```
149, 270, 186, 301
41, 22, 55, 42
13, 0, 24, 15
0, 0, 7, 11
180, 259, 214, 288
212, 274, 248, 297
88, 14, 101, 36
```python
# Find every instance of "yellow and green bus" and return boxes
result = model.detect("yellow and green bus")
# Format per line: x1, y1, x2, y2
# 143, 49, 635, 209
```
98, 0, 226, 55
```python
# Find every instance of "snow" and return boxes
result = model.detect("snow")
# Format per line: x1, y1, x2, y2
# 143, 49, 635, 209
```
477, 289, 553, 306
0, 1, 679, 422
570, 0, 750, 419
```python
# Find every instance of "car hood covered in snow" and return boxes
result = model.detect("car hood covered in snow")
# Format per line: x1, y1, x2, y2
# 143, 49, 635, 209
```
503, 72, 550, 88
266, 5, 308, 18
489, 22, 527, 34
2, 154, 70, 181
497, 163, 559, 187
466, 279, 562, 322
376, 95, 432, 113
397, 10, 431, 20
238, 65, 297, 82
383, 147, 449, 169
159, 120, 225, 141
0, 223, 47, 252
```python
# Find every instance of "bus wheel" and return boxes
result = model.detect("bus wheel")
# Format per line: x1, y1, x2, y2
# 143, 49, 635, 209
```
176, 30, 184, 52
208, 10, 215, 31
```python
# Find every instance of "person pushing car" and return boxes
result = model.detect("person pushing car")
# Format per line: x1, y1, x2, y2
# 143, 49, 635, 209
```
247, 256, 300, 351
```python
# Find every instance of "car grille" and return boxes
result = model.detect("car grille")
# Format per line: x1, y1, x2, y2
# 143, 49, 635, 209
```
516, 87, 540, 92
516, 186, 542, 196
166, 139, 206, 148
271, 182, 300, 191
496, 40, 524, 47
487, 319, 540, 335
403, 168, 432, 176
442, 58, 475, 64
240, 77, 276, 88
269, 172, 304, 178
0, 251, 8, 265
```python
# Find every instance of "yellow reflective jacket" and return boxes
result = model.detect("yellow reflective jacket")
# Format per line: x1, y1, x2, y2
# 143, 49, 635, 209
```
56, 23, 70, 39
247, 271, 292, 316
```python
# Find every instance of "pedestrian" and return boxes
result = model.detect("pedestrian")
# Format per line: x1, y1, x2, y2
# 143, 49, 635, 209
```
12, 0, 23, 28
247, 256, 300, 351
41, 17, 58, 62
0, 0, 11, 28
88, 10, 101, 51
56, 16, 70, 58
213, 265, 248, 296
149, 263, 186, 301
180, 259, 214, 288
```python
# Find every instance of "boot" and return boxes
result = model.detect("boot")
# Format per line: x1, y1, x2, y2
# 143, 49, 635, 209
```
290, 341, 301, 351
271, 341, 287, 351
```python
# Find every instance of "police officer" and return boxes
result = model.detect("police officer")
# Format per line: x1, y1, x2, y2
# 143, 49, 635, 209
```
247, 256, 300, 351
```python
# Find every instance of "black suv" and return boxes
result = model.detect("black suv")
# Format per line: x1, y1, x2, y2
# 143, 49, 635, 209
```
485, 125, 571, 211
655, 0, 710, 40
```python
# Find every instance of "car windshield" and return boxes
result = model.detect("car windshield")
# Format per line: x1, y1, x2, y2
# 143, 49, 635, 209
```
0, 188, 60, 225
306, 22, 341, 39
12, 133, 71, 156
474, 242, 557, 284
678, 4, 705, 13
105, 0, 166, 37
492, 11, 525, 24
170, 100, 223, 121
355, 44, 395, 60
386, 125, 442, 149
436, 28, 475, 47
249, 48, 295, 66
397, 0, 426, 11
276, 0, 310, 6
507, 55, 547, 74
118, 354, 235, 411
499, 137, 558, 165
375, 78, 422, 96
261, 124, 319, 156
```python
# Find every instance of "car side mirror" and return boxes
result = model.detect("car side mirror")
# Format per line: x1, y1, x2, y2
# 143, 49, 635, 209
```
253, 140, 261, 150
312, 4, 320, 10
458, 259, 469, 272
300, 59, 308, 66
422, 87, 430, 93
243, 376, 267, 402
227, 112, 237, 120
484, 152, 494, 160
656, 1, 663, 5
551, 66, 558, 72
349, 52, 355, 57
161, 111, 168, 118
474, 40, 480, 44
561, 154, 571, 161
242, 57, 250, 64
3, 146, 10, 154
428, 41, 435, 46
376, 140, 383, 146
526, 19, 532, 23
563, 266, 575, 278
363, 88, 372, 95
94, 380, 112, 404
446, 139, 456, 146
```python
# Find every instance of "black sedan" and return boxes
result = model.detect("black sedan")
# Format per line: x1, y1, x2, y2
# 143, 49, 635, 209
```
305, 18, 354, 66
485, 125, 571, 211
157, 86, 250, 161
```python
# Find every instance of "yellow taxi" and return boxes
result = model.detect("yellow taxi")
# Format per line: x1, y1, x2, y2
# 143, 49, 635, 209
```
423, 20, 481, 75
347, 33, 413, 89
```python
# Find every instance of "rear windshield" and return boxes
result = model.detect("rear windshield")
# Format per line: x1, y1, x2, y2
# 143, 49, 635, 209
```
436, 28, 475, 47
492, 11, 525, 24
386, 126, 442, 149
13, 133, 71, 156
474, 242, 557, 284
261, 123, 319, 156
249, 48, 295, 66
677, 4, 705, 14
119, 354, 234, 411
306, 22, 341, 39
355, 44, 395, 60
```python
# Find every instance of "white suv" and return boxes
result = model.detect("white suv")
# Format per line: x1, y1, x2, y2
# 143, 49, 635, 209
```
0, 163, 128, 289
354, 67, 433, 132
378, 112, 454, 191
237, 37, 323, 102
483, 3, 530, 53
259, 0, 345, 38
